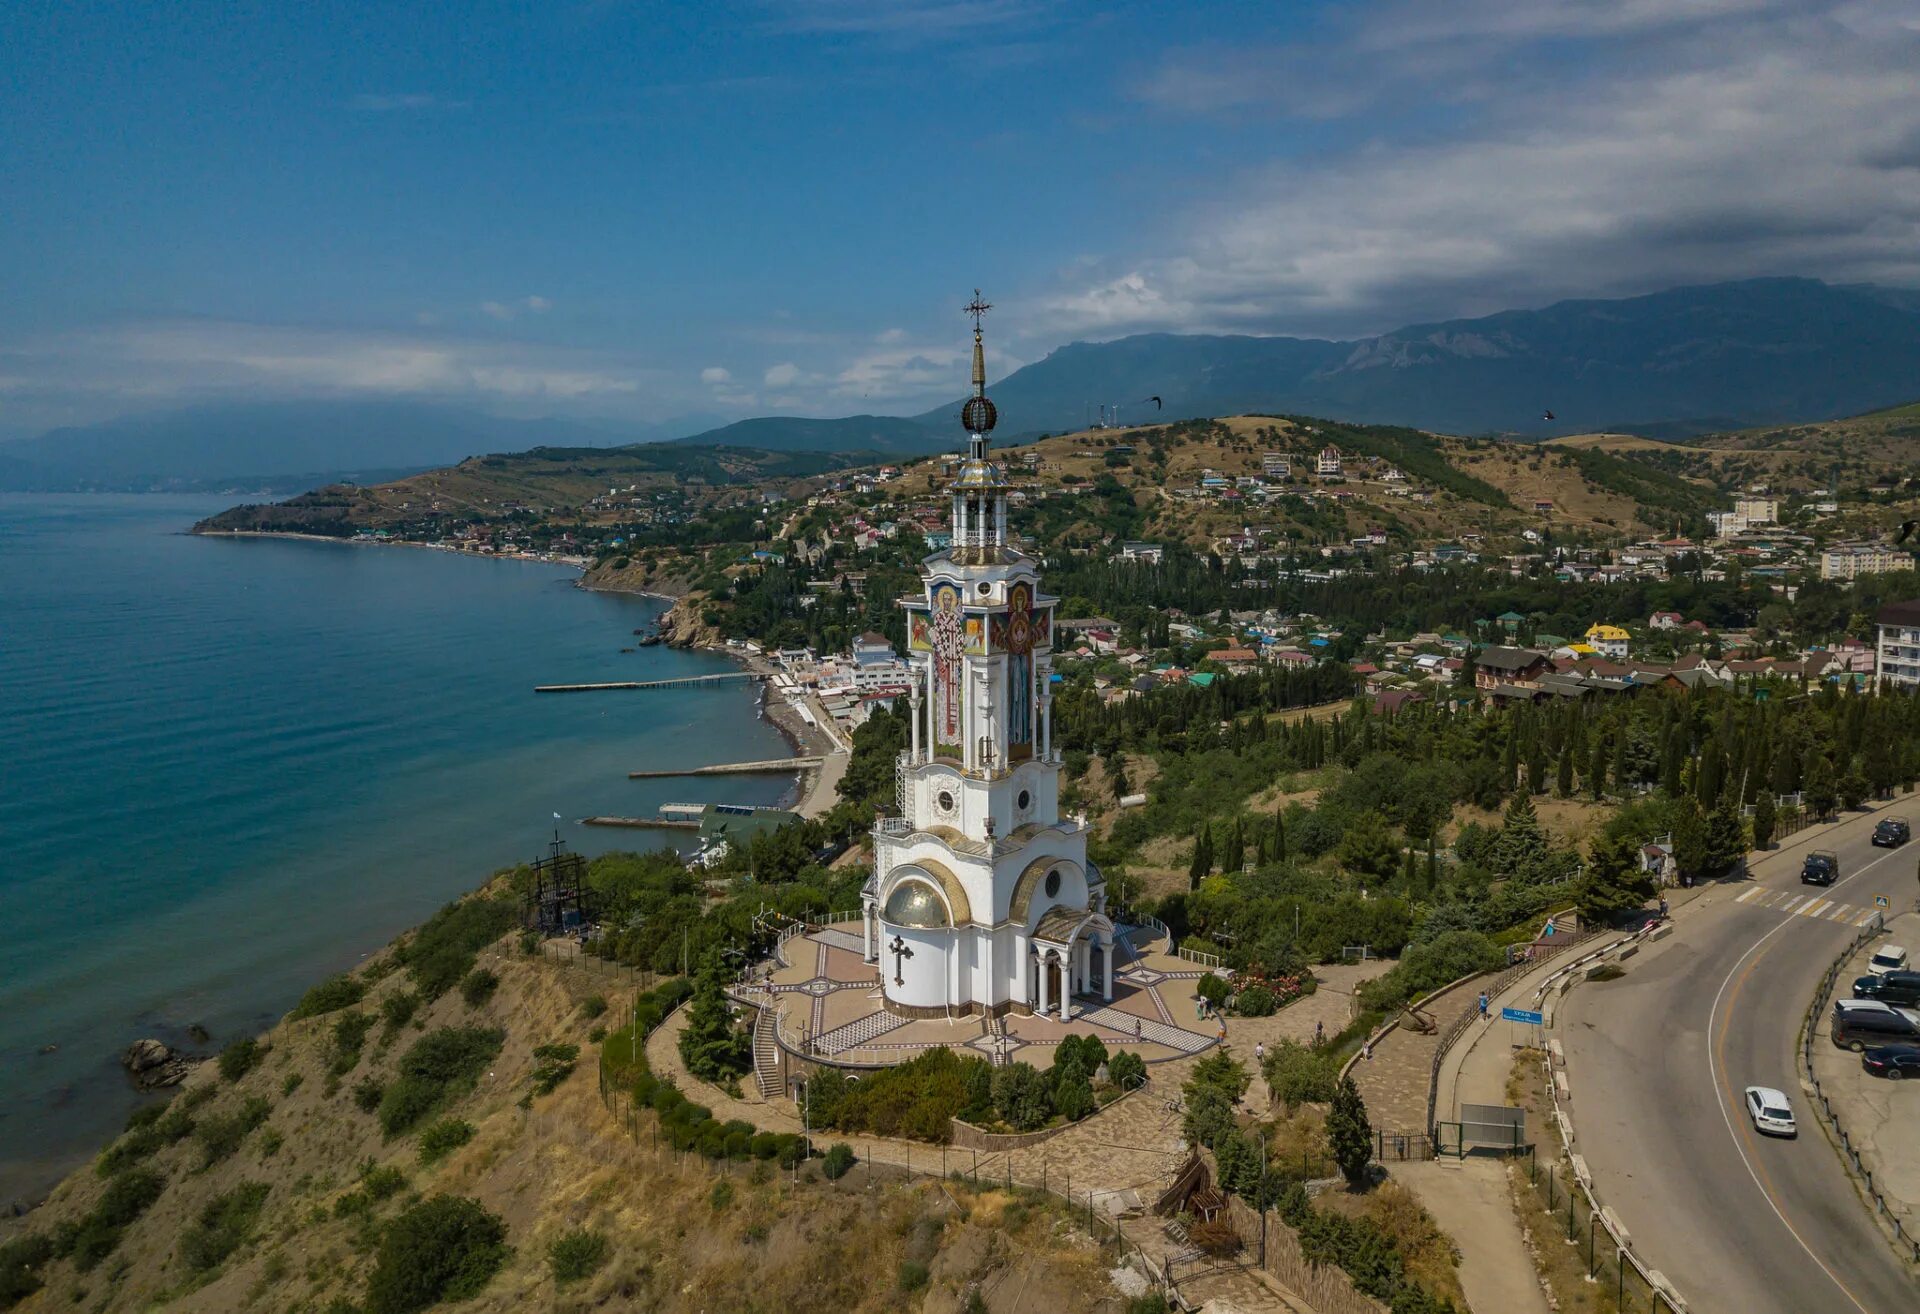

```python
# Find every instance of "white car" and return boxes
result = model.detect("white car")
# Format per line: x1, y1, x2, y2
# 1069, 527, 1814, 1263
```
1869, 945, 1910, 976
1745, 1086, 1797, 1137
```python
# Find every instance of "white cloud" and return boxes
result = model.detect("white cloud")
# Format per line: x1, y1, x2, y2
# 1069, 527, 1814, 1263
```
700, 366, 733, 385
523, 295, 553, 314
1054, 0, 1920, 339
876, 327, 908, 343
479, 301, 513, 322
478, 295, 554, 322
763, 361, 803, 387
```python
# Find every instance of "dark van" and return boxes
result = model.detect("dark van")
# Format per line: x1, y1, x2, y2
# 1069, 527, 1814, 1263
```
1832, 1000, 1920, 1052
1853, 971, 1920, 1008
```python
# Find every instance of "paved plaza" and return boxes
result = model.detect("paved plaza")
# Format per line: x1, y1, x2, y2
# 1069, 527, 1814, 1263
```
756, 921, 1223, 1070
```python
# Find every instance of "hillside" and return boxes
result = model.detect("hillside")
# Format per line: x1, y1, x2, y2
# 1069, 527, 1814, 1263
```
0, 888, 1132, 1314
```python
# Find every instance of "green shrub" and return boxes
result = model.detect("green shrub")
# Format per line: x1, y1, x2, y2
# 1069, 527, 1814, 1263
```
1358, 931, 1504, 1016
1107, 1050, 1147, 1090
352, 1076, 386, 1113
290, 974, 366, 1020
65, 1168, 165, 1271
194, 1095, 272, 1169
897, 1261, 929, 1292
548, 1229, 609, 1285
0, 1233, 55, 1307
1233, 984, 1277, 1017
362, 1195, 510, 1314
816, 1047, 994, 1141
822, 1143, 855, 1180
179, 1182, 270, 1272
1196, 973, 1230, 1007
281, 1072, 305, 1097
1264, 1039, 1338, 1110
331, 1010, 377, 1076
398, 897, 517, 1000
218, 1037, 264, 1083
530, 1043, 580, 1096
459, 969, 499, 1009
377, 1027, 504, 1136
581, 995, 608, 1020
381, 989, 421, 1033
417, 1118, 475, 1165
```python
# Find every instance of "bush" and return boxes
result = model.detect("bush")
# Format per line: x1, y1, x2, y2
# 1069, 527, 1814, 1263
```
0, 1232, 54, 1307
363, 1196, 510, 1314
179, 1182, 270, 1272
581, 995, 608, 1020
548, 1229, 609, 1285
1358, 932, 1504, 1016
1233, 984, 1277, 1017
818, 1048, 994, 1141
418, 1118, 476, 1165
332, 1010, 376, 1075
1264, 1039, 1339, 1110
352, 1076, 386, 1113
291, 974, 367, 1020
459, 968, 499, 1009
382, 989, 421, 1033
1189, 1217, 1241, 1257
530, 1042, 580, 1096
399, 896, 518, 1000
194, 1096, 272, 1169
897, 1261, 930, 1292
218, 1037, 264, 1083
822, 1143, 856, 1180
1196, 973, 1230, 1007
377, 1027, 504, 1136
1108, 1050, 1147, 1090
65, 1168, 165, 1271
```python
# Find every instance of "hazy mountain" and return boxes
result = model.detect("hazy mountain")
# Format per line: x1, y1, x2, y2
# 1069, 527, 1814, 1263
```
0, 400, 724, 492
667, 413, 942, 456
919, 277, 1920, 441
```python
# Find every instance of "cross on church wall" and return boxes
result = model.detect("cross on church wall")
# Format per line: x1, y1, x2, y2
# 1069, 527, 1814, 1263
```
888, 934, 915, 986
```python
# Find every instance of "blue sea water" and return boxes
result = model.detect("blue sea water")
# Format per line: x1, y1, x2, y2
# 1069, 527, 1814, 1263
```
0, 494, 790, 1200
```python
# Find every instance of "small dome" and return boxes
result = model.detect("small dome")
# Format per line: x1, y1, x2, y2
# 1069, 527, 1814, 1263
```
883, 879, 951, 929
961, 395, 998, 433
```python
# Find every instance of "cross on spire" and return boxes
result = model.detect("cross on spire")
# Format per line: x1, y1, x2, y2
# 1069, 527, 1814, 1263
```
964, 289, 992, 330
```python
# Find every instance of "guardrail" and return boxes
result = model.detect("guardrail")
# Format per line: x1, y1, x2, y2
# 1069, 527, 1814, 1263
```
1798, 913, 1920, 1264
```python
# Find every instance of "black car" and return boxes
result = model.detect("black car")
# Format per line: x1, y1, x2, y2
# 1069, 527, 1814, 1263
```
1862, 1044, 1920, 1080
1854, 970, 1920, 1007
1872, 817, 1911, 847
1802, 851, 1839, 885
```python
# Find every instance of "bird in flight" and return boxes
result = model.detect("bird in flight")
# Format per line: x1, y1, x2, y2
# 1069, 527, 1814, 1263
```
1542, 409, 1556, 421
1898, 520, 1916, 543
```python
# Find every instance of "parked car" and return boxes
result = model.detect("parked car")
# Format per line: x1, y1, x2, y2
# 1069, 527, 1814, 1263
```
1802, 851, 1839, 885
1869, 945, 1911, 975
1872, 817, 1911, 847
1852, 971, 1920, 1007
1832, 999, 1920, 1051
1861, 1044, 1920, 1080
1744, 1086, 1797, 1136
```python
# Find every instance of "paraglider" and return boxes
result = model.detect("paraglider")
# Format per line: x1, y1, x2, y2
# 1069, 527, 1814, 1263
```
1898, 519, 1916, 544
1542, 409, 1556, 421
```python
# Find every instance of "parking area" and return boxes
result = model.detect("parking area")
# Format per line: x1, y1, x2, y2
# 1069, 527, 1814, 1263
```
1810, 909, 1920, 1245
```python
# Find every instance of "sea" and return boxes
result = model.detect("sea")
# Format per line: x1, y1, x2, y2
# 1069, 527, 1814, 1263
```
0, 494, 792, 1203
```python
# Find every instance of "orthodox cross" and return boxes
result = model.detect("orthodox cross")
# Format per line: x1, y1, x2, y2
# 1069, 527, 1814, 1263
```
964, 289, 992, 328
889, 934, 915, 986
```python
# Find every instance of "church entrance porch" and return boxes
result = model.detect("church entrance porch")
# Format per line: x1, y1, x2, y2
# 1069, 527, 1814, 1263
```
749, 918, 1218, 1072
1027, 904, 1116, 1021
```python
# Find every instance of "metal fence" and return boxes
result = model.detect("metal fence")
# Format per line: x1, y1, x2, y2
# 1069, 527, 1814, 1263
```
1519, 1145, 1684, 1314
1798, 912, 1920, 1264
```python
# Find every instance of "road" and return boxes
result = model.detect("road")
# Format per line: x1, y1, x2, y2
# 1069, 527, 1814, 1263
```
1560, 800, 1920, 1314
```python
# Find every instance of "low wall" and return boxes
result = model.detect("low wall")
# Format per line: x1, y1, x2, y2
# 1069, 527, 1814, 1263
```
1218, 1176, 1390, 1314
949, 1081, 1146, 1151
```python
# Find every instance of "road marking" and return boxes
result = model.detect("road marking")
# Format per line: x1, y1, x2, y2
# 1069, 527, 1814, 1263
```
1855, 908, 1880, 926
1706, 838, 1909, 1314
1802, 899, 1833, 919
1736, 886, 1761, 903
1782, 893, 1808, 912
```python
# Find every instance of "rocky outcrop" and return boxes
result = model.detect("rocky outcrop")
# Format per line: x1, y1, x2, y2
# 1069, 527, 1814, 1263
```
120, 1039, 202, 1090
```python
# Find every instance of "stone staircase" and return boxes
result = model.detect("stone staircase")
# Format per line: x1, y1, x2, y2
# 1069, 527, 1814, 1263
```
752, 1004, 782, 1099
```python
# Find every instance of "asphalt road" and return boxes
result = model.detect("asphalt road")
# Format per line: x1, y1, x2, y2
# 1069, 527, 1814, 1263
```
1560, 799, 1920, 1314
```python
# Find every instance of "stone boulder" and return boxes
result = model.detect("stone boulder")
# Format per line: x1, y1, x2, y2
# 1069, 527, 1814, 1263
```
120, 1038, 202, 1090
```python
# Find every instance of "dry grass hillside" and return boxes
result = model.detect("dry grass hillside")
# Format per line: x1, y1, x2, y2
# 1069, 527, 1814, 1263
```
1, 892, 1134, 1314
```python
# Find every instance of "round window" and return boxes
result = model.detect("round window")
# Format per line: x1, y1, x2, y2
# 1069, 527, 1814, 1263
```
937, 790, 955, 813
1017, 789, 1031, 811
977, 581, 992, 595
1044, 868, 1061, 898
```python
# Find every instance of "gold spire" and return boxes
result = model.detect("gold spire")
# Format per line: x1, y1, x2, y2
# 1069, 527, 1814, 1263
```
964, 289, 991, 396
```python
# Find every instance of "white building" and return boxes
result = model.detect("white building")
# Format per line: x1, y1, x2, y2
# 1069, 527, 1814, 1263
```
1875, 600, 1920, 690
1120, 541, 1164, 564
1262, 452, 1291, 479
857, 310, 1114, 1020
1317, 446, 1343, 478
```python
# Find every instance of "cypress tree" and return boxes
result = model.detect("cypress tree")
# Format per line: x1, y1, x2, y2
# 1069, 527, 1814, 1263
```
1588, 733, 1608, 801
1556, 745, 1575, 798
1328, 1076, 1374, 1188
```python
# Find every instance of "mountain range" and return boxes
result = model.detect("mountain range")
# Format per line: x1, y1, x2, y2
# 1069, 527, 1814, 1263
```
6, 277, 1919, 488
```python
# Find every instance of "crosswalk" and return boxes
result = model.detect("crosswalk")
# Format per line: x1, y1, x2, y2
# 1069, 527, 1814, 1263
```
1731, 885, 1884, 926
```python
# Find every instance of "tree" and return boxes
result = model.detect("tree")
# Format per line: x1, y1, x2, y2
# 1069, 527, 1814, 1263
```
364, 1195, 510, 1314
1575, 831, 1655, 923
1702, 797, 1749, 879
1803, 753, 1838, 819
1107, 754, 1132, 802
1865, 735, 1896, 800
1555, 745, 1575, 798
1750, 790, 1777, 850
1588, 734, 1608, 801
1839, 765, 1870, 812
1671, 800, 1708, 883
1223, 815, 1246, 874
1327, 1075, 1374, 1188
678, 952, 751, 1083
1188, 826, 1214, 890
1489, 791, 1548, 877
1337, 812, 1400, 880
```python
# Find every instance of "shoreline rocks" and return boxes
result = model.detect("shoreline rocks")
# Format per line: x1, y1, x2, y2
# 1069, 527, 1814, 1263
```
120, 1038, 204, 1090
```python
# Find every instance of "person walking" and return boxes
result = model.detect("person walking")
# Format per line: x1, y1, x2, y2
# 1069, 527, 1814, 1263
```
1254, 1041, 1266, 1064
1362, 1038, 1372, 1062
1314, 1019, 1325, 1047
1478, 990, 1489, 1021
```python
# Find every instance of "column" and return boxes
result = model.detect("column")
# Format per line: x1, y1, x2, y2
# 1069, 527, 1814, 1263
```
1062, 959, 1076, 1021
1036, 951, 1050, 1017
909, 683, 922, 761
1042, 692, 1052, 760
1103, 940, 1114, 1002
862, 906, 872, 961
995, 496, 1006, 545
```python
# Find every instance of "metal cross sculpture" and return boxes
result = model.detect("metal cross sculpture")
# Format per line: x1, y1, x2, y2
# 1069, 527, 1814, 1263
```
888, 934, 915, 987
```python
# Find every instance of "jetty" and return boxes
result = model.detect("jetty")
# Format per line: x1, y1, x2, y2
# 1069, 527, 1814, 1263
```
627, 756, 823, 779
535, 672, 759, 693
582, 816, 699, 831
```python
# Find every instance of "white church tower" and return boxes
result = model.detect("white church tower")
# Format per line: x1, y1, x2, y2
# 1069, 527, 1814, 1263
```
859, 292, 1116, 1020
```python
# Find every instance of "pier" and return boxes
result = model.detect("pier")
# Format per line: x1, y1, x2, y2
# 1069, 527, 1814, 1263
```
627, 756, 823, 779
582, 816, 699, 830
535, 672, 760, 693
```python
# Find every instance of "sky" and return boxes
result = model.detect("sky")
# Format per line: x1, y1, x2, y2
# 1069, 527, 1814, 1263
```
3, 0, 1919, 439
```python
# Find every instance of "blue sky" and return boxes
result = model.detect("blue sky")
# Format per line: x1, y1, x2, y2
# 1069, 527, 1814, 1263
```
4, 0, 1919, 438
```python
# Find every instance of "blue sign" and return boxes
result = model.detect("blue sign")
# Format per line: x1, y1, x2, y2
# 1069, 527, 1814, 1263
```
1501, 1007, 1544, 1026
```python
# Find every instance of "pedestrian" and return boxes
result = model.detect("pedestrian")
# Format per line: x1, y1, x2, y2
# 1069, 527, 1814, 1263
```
1478, 991, 1489, 1020
1254, 1041, 1266, 1064
1314, 1020, 1325, 1046
1659, 897, 1670, 919
1363, 1039, 1372, 1062
1135, 1016, 1142, 1041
